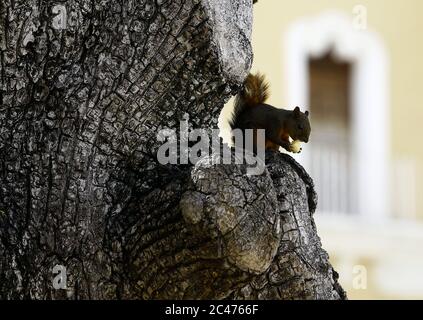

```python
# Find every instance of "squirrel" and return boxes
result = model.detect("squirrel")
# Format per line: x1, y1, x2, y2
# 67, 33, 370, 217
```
229, 73, 311, 153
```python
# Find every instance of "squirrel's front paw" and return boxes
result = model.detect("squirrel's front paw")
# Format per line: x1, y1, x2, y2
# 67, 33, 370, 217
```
290, 140, 302, 154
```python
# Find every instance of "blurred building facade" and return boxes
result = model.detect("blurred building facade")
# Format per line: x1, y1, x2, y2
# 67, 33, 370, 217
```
220, 0, 423, 299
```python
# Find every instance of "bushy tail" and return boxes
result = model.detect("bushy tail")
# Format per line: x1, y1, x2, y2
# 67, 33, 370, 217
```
229, 72, 270, 129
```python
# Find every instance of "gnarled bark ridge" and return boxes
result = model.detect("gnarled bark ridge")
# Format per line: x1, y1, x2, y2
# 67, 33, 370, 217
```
0, 0, 346, 299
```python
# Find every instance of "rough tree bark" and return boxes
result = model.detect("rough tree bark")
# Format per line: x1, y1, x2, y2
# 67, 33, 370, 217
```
0, 0, 346, 299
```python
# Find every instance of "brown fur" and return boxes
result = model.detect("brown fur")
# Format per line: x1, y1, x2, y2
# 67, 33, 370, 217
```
230, 73, 311, 153
242, 73, 270, 107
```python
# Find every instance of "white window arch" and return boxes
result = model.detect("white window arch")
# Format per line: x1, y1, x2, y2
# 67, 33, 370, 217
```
284, 10, 390, 220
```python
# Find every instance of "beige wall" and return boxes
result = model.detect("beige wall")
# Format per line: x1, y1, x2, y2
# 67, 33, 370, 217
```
222, 0, 423, 218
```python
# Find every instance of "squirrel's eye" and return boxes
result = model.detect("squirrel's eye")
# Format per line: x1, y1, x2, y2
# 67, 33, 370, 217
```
298, 124, 304, 130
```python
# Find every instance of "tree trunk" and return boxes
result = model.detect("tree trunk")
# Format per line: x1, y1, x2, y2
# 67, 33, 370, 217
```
0, 0, 346, 299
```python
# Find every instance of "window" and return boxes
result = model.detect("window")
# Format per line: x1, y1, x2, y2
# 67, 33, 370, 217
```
308, 53, 354, 214
284, 11, 389, 219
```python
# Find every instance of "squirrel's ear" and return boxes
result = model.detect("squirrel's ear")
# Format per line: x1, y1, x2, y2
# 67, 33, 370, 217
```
294, 106, 301, 117
305, 110, 309, 117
